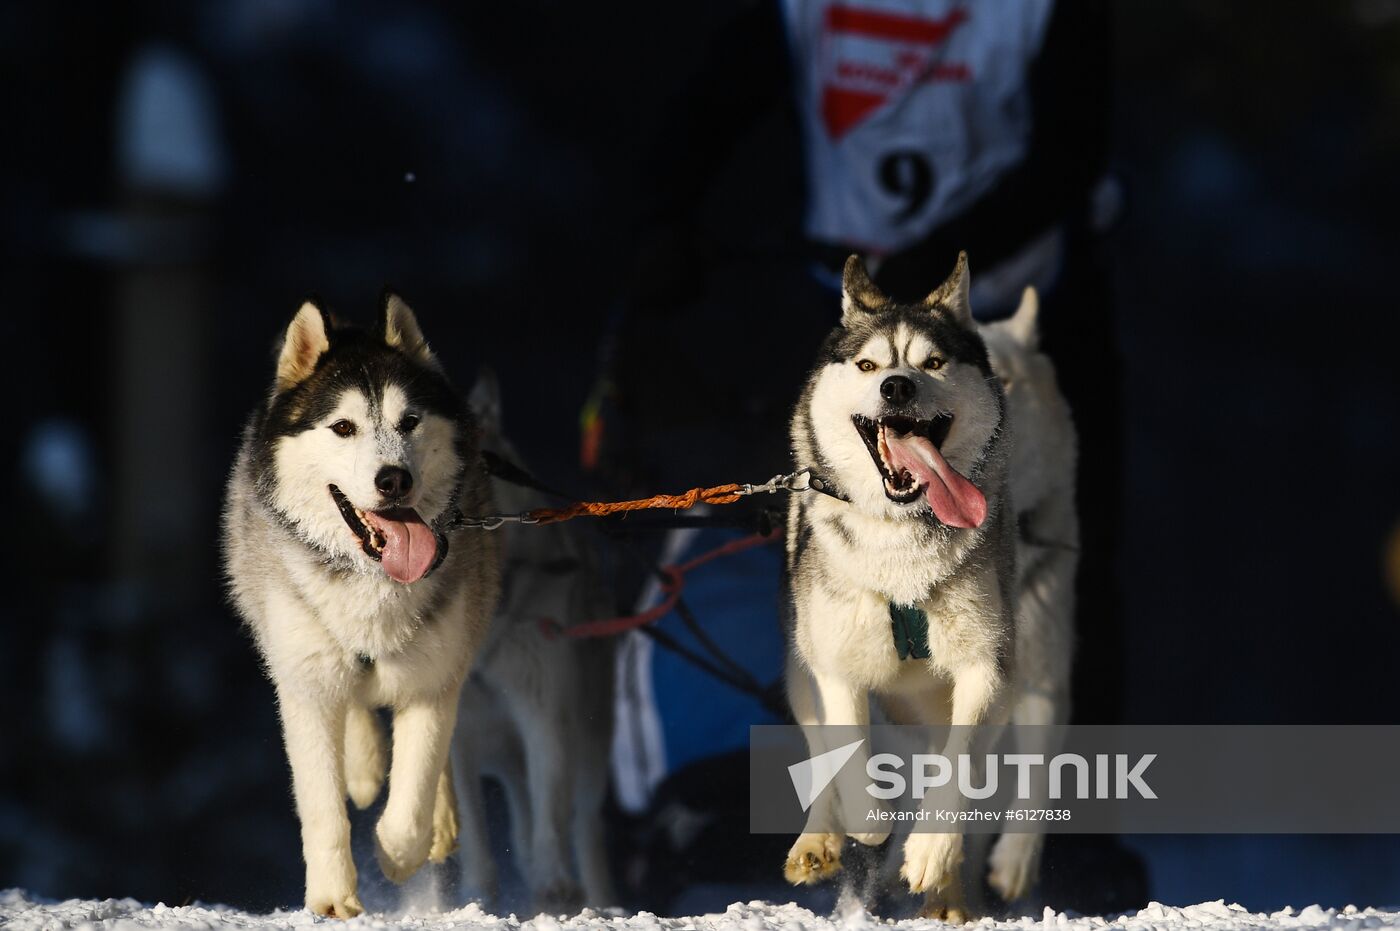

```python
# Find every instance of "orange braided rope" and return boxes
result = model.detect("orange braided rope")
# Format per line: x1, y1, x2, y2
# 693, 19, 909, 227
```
525, 483, 744, 525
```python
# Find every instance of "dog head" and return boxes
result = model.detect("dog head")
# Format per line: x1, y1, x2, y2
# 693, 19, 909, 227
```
253, 293, 474, 583
797, 253, 1004, 526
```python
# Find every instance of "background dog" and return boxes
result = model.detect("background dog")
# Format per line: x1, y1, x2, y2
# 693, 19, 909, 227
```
450, 373, 616, 914
782, 254, 1015, 921
976, 288, 1079, 906
222, 297, 499, 917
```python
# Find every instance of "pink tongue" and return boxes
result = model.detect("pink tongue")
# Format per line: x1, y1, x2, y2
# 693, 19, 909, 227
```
366, 510, 438, 583
883, 431, 988, 528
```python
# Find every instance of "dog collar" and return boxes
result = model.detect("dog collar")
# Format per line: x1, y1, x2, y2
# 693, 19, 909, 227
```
889, 602, 931, 660
422, 473, 468, 578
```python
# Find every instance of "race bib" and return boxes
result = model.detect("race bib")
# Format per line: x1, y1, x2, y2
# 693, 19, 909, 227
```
782, 0, 1054, 254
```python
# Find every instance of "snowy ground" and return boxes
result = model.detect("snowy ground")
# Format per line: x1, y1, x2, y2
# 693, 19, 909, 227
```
5, 892, 1400, 931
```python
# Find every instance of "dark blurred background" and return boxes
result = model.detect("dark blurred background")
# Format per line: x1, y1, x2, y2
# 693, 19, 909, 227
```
4, 0, 1400, 916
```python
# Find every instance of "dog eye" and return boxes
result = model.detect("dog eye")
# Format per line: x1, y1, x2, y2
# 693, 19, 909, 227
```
924, 356, 946, 371
856, 359, 877, 373
330, 420, 356, 438
398, 413, 420, 433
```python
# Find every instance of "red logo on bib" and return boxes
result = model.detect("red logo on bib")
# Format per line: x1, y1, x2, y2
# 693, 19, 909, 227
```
820, 5, 971, 139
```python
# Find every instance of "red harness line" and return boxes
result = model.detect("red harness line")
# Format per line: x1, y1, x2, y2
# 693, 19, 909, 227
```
540, 530, 781, 639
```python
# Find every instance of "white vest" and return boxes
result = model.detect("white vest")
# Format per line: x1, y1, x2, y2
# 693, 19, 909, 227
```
782, 0, 1054, 254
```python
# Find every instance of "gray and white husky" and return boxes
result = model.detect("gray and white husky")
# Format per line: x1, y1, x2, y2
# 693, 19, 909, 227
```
450, 372, 616, 913
978, 288, 1078, 905
223, 296, 499, 918
782, 254, 1015, 921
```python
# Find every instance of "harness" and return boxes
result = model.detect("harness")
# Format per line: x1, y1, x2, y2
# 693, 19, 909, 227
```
889, 602, 932, 661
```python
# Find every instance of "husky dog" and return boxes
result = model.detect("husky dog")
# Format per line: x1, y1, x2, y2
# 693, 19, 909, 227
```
450, 373, 617, 913
223, 296, 499, 917
977, 288, 1078, 904
783, 254, 1014, 921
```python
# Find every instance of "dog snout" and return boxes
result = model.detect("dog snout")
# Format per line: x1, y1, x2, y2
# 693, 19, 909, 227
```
880, 375, 916, 405
375, 466, 413, 499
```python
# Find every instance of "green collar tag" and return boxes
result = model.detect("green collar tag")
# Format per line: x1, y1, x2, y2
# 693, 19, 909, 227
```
889, 602, 931, 661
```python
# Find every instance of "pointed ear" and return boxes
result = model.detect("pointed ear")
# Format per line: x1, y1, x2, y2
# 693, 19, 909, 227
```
923, 251, 972, 324
1005, 286, 1040, 349
467, 367, 502, 434
380, 291, 439, 369
276, 300, 331, 392
841, 254, 889, 325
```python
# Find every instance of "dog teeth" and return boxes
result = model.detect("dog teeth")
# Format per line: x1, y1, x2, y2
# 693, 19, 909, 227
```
350, 503, 385, 551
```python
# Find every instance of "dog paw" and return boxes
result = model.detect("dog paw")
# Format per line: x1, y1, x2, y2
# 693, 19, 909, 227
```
918, 899, 973, 924
346, 774, 382, 811
375, 816, 432, 884
343, 707, 386, 811
306, 855, 361, 918
987, 831, 1041, 902
305, 872, 362, 920
307, 892, 364, 920
428, 796, 459, 863
900, 832, 963, 894
783, 832, 845, 885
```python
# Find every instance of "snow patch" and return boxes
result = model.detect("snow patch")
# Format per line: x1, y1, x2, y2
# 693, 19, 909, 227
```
3, 892, 1400, 931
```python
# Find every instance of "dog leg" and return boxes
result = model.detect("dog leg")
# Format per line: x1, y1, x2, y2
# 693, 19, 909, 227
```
816, 669, 890, 846
497, 741, 534, 881
785, 662, 890, 884
990, 552, 1074, 905
448, 738, 498, 904
902, 662, 1002, 915
784, 659, 845, 884
573, 747, 616, 907
987, 830, 1041, 906
516, 707, 583, 913
277, 688, 361, 918
376, 689, 460, 884
429, 760, 460, 863
344, 703, 386, 810
988, 689, 1062, 903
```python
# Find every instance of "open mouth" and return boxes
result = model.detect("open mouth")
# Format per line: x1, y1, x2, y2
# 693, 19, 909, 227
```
330, 484, 388, 557
328, 484, 440, 583
852, 413, 954, 504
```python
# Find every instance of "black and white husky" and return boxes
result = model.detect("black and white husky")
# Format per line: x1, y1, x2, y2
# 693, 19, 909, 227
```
783, 254, 1015, 921
222, 296, 499, 917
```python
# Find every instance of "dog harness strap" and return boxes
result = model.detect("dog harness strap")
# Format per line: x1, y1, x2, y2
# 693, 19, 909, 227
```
481, 449, 570, 499
889, 602, 931, 661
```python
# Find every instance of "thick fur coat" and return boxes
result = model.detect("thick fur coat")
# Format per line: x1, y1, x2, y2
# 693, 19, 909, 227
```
782, 255, 1015, 921
222, 297, 498, 917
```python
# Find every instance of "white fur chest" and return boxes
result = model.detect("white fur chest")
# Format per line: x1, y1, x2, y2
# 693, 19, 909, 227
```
794, 498, 1004, 689
276, 534, 449, 659
809, 498, 979, 605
